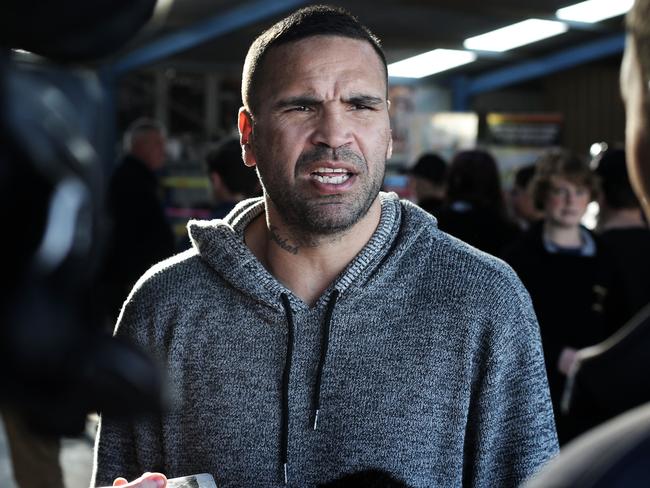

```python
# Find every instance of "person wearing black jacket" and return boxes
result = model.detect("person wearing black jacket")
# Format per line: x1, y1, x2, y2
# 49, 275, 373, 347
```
502, 149, 606, 444
593, 148, 650, 336
437, 149, 520, 256
101, 118, 176, 325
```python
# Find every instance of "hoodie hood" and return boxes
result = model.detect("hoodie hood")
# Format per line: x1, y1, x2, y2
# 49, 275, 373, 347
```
187, 192, 410, 311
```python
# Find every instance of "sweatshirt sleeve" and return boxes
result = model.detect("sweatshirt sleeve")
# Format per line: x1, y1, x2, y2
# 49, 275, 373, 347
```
91, 416, 139, 487
90, 281, 165, 487
463, 271, 559, 487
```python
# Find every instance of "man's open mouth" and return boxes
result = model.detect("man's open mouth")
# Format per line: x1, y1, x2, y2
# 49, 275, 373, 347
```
310, 167, 354, 185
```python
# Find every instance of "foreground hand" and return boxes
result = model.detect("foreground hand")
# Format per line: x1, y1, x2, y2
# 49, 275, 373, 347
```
112, 472, 167, 488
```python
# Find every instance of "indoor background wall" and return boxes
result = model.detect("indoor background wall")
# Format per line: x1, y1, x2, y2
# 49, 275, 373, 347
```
544, 58, 625, 154
467, 56, 625, 156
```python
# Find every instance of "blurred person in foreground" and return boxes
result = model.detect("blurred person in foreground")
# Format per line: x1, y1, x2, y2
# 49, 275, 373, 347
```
524, 2, 650, 485
92, 5, 557, 488
502, 149, 609, 444
407, 152, 447, 216
593, 147, 650, 335
205, 136, 261, 219
100, 118, 176, 325
436, 149, 520, 256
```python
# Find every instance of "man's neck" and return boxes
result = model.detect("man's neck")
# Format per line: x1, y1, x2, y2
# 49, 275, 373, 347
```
245, 198, 382, 306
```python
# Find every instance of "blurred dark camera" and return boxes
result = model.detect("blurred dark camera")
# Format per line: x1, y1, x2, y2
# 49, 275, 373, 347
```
0, 0, 162, 436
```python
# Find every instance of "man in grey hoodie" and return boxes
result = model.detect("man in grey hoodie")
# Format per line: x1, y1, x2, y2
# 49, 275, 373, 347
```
92, 5, 558, 488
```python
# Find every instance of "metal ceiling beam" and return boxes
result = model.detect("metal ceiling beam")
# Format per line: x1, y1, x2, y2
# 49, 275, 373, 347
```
452, 33, 625, 110
104, 0, 307, 79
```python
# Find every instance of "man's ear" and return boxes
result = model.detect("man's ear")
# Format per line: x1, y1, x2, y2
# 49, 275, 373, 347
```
238, 107, 256, 168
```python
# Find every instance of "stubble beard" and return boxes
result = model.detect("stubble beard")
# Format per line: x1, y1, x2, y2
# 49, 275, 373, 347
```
256, 144, 385, 240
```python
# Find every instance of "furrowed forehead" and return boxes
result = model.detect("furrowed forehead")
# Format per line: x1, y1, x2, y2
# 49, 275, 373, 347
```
241, 7, 387, 114
244, 36, 387, 114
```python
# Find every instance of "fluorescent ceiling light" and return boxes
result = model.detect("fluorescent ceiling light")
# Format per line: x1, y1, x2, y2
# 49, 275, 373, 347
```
557, 0, 634, 23
463, 19, 568, 52
388, 49, 477, 79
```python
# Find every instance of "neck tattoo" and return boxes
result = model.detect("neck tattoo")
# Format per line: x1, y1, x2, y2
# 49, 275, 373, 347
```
269, 226, 300, 255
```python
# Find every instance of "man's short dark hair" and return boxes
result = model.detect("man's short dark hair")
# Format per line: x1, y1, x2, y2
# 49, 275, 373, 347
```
241, 5, 387, 114
205, 137, 260, 197
594, 148, 640, 209
409, 153, 448, 185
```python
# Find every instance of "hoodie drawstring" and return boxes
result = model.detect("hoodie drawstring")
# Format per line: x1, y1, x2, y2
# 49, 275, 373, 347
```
279, 293, 295, 485
313, 289, 339, 430
278, 290, 340, 485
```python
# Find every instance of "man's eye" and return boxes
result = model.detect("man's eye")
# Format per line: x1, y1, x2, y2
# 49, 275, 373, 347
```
352, 104, 371, 110
290, 105, 311, 112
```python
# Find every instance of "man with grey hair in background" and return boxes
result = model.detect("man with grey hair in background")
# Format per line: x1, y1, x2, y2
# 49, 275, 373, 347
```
100, 117, 176, 326
93, 6, 557, 488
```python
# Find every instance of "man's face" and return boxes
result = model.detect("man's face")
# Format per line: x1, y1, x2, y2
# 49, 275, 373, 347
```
136, 130, 166, 171
239, 35, 392, 236
621, 35, 650, 215
543, 176, 590, 228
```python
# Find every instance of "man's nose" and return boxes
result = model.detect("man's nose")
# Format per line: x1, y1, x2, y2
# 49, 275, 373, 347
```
310, 108, 353, 149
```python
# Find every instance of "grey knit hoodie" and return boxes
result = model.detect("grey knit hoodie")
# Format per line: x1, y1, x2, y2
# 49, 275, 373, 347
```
92, 192, 558, 488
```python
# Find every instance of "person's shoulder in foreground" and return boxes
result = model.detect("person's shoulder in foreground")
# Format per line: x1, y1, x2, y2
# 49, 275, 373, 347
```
523, 402, 650, 488
526, 0, 650, 484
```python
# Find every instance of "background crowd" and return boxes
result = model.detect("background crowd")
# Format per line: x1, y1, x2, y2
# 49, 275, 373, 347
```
408, 144, 650, 445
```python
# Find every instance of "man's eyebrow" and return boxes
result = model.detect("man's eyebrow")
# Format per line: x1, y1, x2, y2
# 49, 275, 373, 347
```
274, 96, 322, 109
345, 95, 385, 106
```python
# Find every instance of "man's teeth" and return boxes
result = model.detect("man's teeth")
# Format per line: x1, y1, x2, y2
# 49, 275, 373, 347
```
312, 168, 351, 184
313, 174, 350, 184
315, 167, 346, 173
